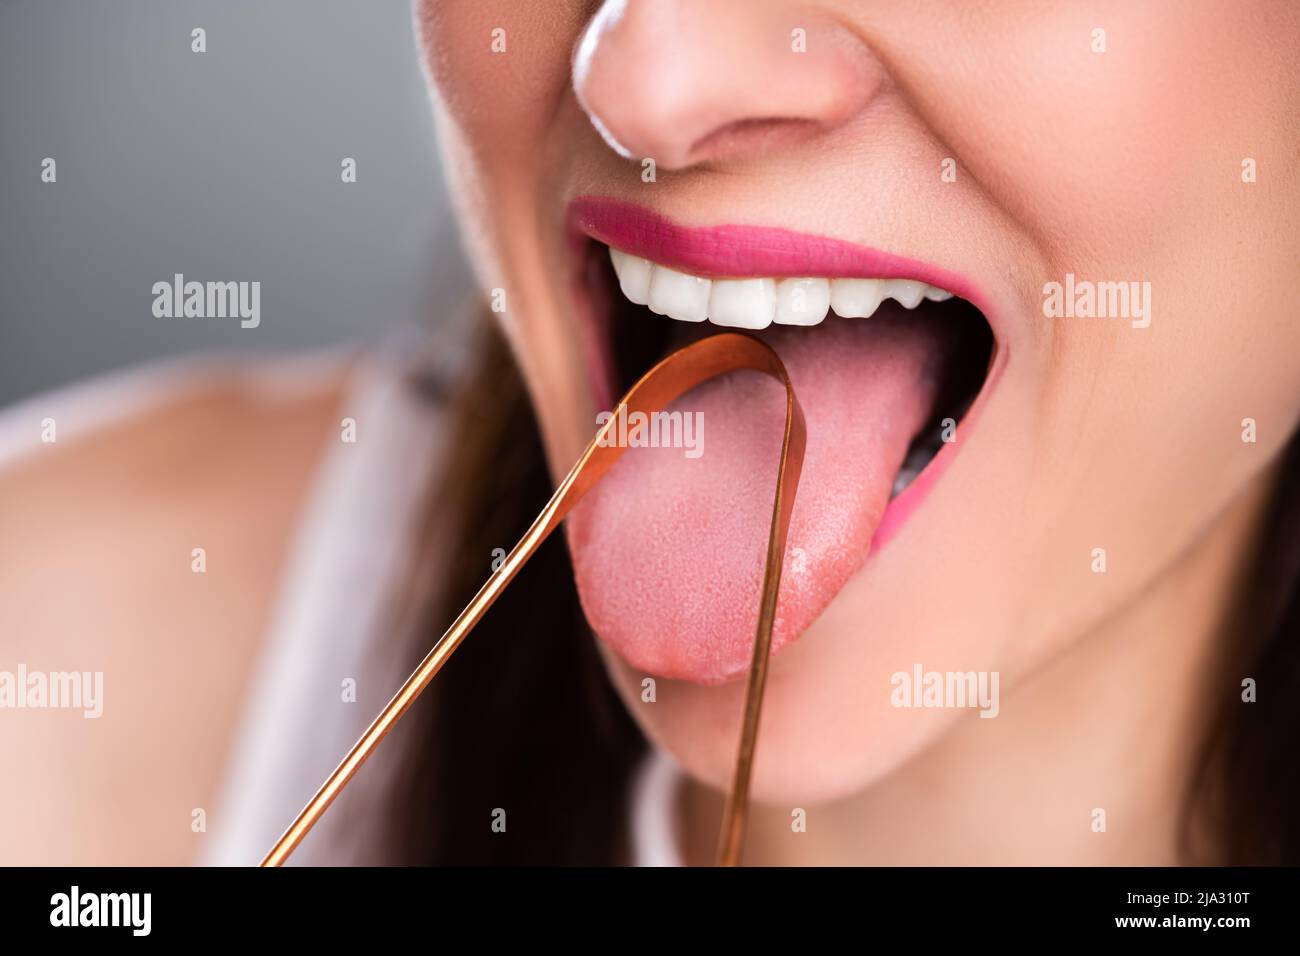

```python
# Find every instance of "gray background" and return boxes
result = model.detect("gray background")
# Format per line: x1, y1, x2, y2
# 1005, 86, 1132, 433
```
0, 0, 470, 405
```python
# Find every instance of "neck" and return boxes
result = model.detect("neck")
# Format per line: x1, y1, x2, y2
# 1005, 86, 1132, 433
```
679, 468, 1274, 866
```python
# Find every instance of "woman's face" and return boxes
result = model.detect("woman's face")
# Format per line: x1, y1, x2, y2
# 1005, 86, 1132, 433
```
420, 1, 1300, 802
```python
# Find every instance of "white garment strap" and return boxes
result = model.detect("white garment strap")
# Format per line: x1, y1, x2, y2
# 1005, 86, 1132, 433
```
200, 341, 448, 866
629, 747, 685, 867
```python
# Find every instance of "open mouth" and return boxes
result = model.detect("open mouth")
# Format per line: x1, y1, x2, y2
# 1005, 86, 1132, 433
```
566, 197, 999, 685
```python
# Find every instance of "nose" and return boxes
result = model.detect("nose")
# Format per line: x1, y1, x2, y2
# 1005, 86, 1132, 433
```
573, 0, 884, 170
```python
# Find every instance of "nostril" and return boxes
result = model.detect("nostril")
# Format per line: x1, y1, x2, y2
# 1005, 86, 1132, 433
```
686, 117, 824, 167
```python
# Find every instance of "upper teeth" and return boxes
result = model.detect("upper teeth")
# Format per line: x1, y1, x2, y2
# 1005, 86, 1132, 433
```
608, 246, 954, 329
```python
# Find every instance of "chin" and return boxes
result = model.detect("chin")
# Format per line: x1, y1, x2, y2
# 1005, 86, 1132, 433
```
596, 596, 972, 807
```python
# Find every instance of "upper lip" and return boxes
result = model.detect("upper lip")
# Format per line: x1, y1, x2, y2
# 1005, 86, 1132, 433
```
569, 195, 985, 295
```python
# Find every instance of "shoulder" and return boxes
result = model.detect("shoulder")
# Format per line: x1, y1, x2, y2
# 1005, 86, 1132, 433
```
0, 351, 355, 863
0, 352, 355, 557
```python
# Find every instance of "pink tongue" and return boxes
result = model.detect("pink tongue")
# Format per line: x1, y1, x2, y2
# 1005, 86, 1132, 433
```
568, 312, 946, 685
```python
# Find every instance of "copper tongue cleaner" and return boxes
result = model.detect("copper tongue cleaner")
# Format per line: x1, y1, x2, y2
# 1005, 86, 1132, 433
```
261, 333, 806, 867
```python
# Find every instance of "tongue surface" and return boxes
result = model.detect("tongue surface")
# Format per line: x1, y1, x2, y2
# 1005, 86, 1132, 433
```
568, 310, 947, 685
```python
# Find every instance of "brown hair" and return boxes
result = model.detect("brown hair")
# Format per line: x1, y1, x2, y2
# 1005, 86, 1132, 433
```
387, 322, 1300, 866
1188, 427, 1300, 865
387, 323, 644, 865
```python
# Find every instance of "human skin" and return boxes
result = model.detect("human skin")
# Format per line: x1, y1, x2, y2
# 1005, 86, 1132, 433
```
418, 1, 1300, 864
0, 369, 348, 864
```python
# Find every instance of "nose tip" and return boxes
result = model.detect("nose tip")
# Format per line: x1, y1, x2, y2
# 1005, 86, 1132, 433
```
573, 0, 884, 170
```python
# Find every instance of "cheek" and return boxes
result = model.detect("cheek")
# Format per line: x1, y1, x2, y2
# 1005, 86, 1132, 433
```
419, 0, 583, 170
904, 3, 1297, 260
419, 1, 598, 464
914, 2, 1300, 571
418, 1, 576, 304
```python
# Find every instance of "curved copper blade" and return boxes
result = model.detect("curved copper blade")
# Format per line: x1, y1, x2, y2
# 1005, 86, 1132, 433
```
260, 332, 806, 868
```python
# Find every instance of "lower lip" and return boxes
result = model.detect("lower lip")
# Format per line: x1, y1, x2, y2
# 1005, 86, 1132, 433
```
871, 340, 1005, 557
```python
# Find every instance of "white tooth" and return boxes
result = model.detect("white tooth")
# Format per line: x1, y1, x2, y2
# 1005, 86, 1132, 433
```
829, 278, 883, 318
647, 266, 711, 322
924, 285, 954, 302
708, 278, 775, 329
892, 464, 920, 498
608, 247, 651, 305
882, 278, 927, 309
773, 277, 830, 327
